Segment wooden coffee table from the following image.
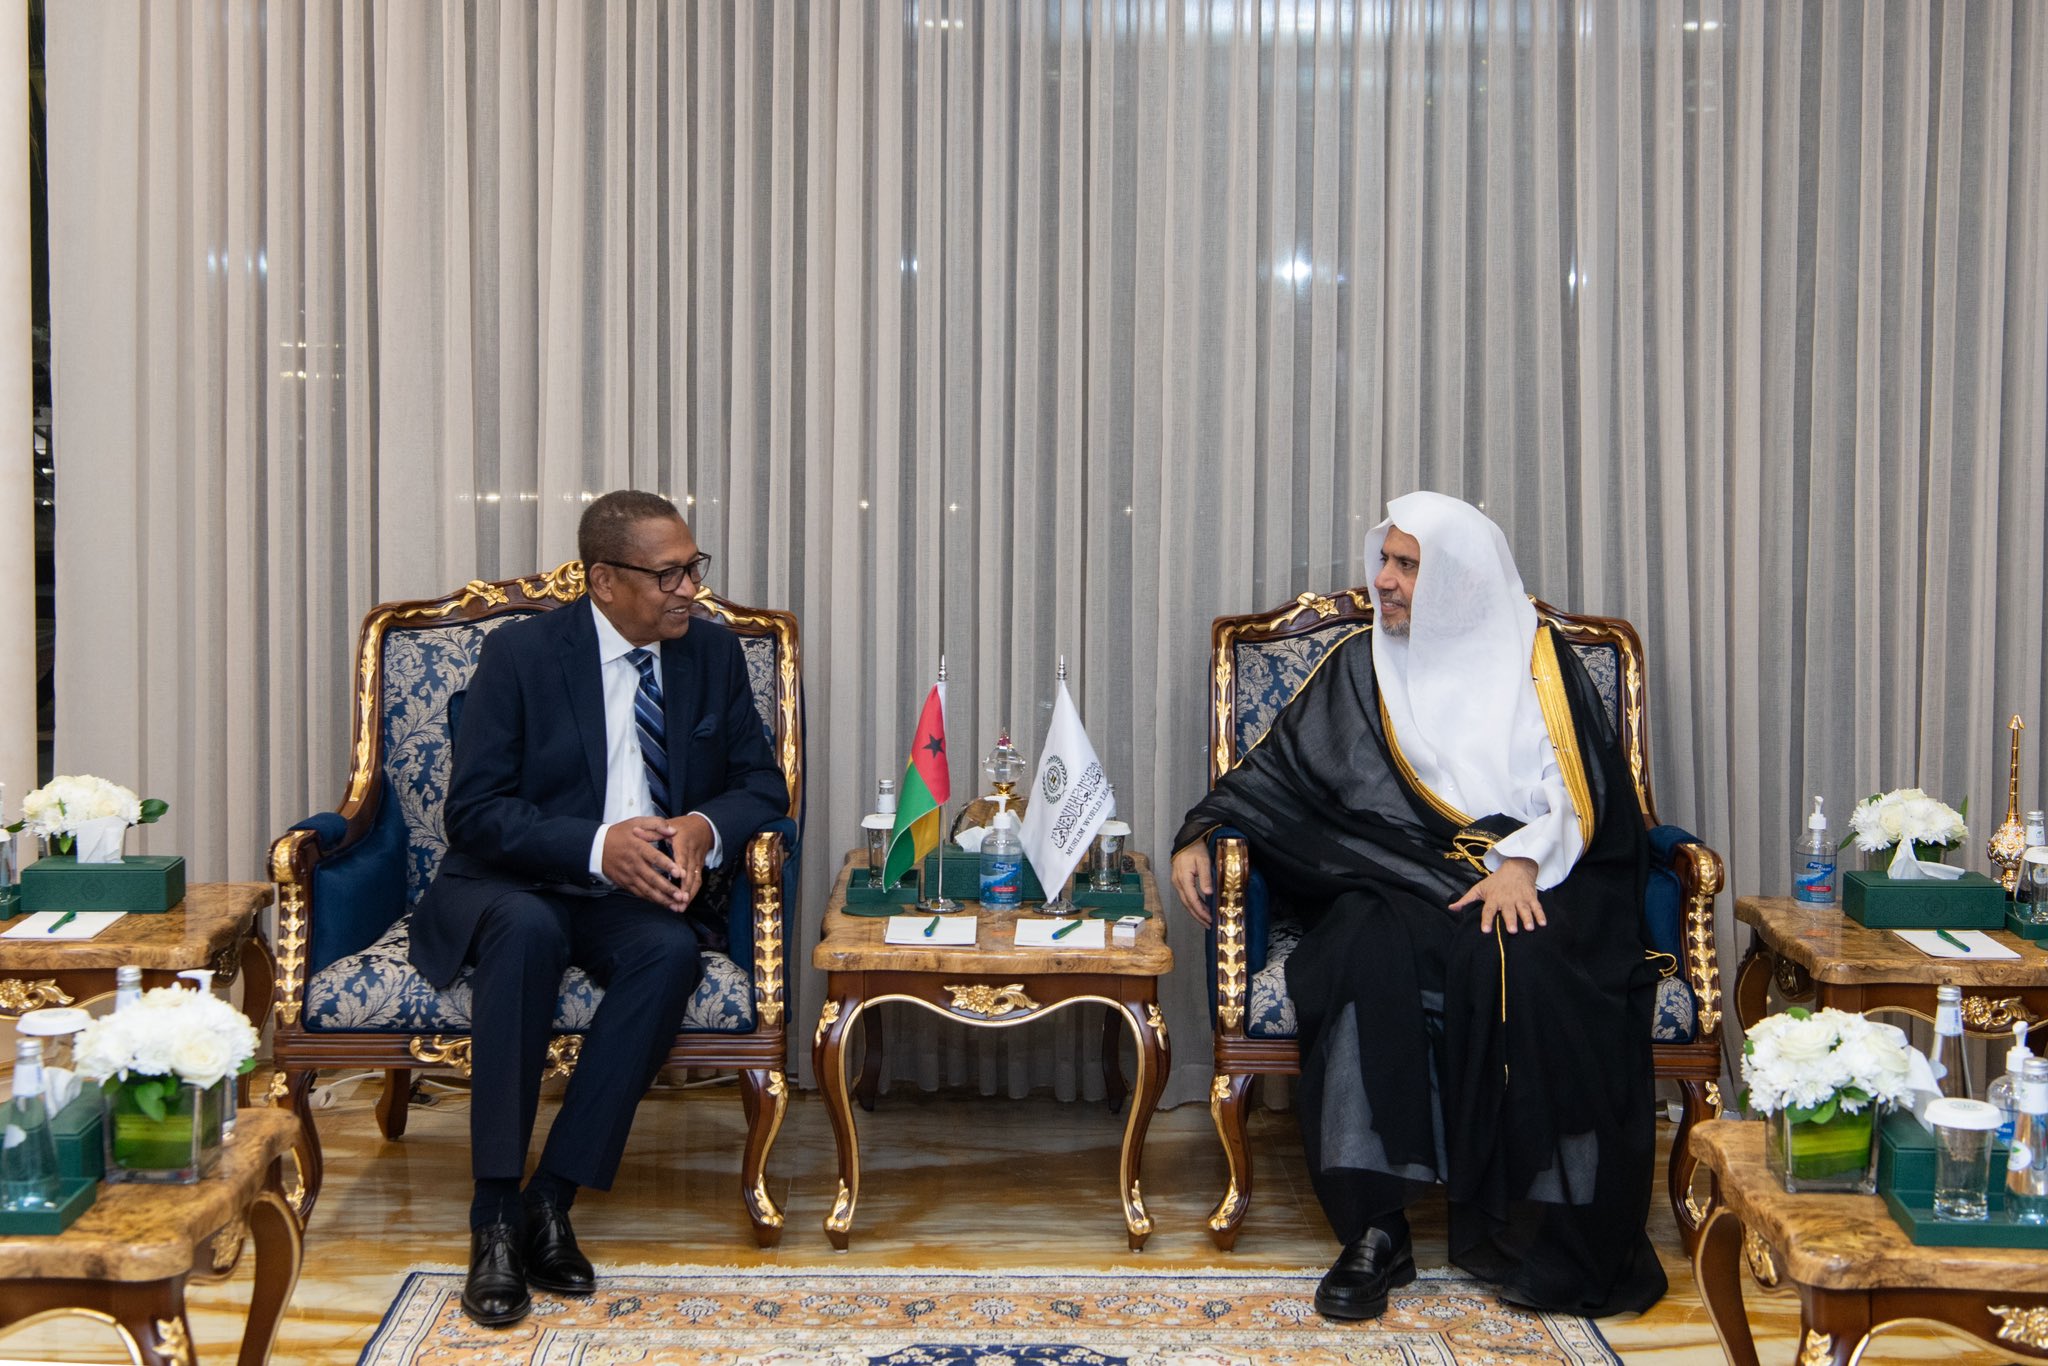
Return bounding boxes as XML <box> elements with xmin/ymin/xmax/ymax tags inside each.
<box><xmin>0</xmin><ymin>883</ymin><xmax>276</xmax><ymax>1036</ymax></box>
<box><xmin>1734</xmin><ymin>894</ymin><xmax>2048</xmax><ymax>1036</ymax></box>
<box><xmin>0</xmin><ymin>1107</ymin><xmax>304</xmax><ymax>1366</ymax></box>
<box><xmin>811</xmin><ymin>850</ymin><xmax>1173</xmax><ymax>1250</ymax></box>
<box><xmin>1691</xmin><ymin>1117</ymin><xmax>2048</xmax><ymax>1365</ymax></box>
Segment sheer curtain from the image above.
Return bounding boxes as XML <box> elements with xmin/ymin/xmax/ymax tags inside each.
<box><xmin>46</xmin><ymin>1</ymin><xmax>2048</xmax><ymax>1105</ymax></box>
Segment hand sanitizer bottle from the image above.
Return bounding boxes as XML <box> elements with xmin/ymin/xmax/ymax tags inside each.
<box><xmin>978</xmin><ymin>812</ymin><xmax>1024</xmax><ymax>910</ymax></box>
<box><xmin>1793</xmin><ymin>796</ymin><xmax>1837</xmax><ymax>907</ymax></box>
<box><xmin>2008</xmin><ymin>1057</ymin><xmax>2048</xmax><ymax>1224</ymax></box>
<box><xmin>1990</xmin><ymin>1021</ymin><xmax>2035</xmax><ymax>1143</ymax></box>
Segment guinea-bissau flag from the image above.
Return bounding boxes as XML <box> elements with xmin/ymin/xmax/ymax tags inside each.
<box><xmin>883</xmin><ymin>681</ymin><xmax>951</xmax><ymax>886</ymax></box>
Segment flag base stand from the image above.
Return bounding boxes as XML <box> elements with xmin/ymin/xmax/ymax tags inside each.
<box><xmin>916</xmin><ymin>860</ymin><xmax>961</xmax><ymax>913</ymax></box>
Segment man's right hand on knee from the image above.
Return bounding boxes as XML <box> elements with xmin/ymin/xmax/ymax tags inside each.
<box><xmin>602</xmin><ymin>816</ymin><xmax>690</xmax><ymax>910</ymax></box>
<box><xmin>1171</xmin><ymin>843</ymin><xmax>1215</xmax><ymax>926</ymax></box>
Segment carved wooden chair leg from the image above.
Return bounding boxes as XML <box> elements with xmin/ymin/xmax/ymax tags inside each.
<box><xmin>1207</xmin><ymin>1071</ymin><xmax>1256</xmax><ymax>1250</ymax></box>
<box><xmin>737</xmin><ymin>1068</ymin><xmax>789</xmax><ymax>1248</ymax></box>
<box><xmin>375</xmin><ymin>1068</ymin><xmax>414</xmax><ymax>1140</ymax></box>
<box><xmin>854</xmin><ymin>1009</ymin><xmax>885</xmax><ymax>1112</ymax></box>
<box><xmin>1101</xmin><ymin>1006</ymin><xmax>1128</xmax><ymax>1113</ymax></box>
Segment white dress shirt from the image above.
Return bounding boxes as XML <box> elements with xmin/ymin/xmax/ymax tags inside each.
<box><xmin>586</xmin><ymin>607</ymin><xmax>723</xmax><ymax>881</ymax></box>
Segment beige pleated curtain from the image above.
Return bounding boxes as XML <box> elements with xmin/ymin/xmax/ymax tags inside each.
<box><xmin>46</xmin><ymin>1</ymin><xmax>2048</xmax><ymax>1105</ymax></box>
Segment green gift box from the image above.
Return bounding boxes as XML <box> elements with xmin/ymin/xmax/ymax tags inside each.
<box><xmin>20</xmin><ymin>854</ymin><xmax>186</xmax><ymax>914</ymax></box>
<box><xmin>1842</xmin><ymin>868</ymin><xmax>2007</xmax><ymax>930</ymax></box>
<box><xmin>50</xmin><ymin>1090</ymin><xmax>106</xmax><ymax>1182</ymax></box>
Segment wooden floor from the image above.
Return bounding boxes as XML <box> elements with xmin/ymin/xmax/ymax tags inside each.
<box><xmin>0</xmin><ymin>1071</ymin><xmax>2018</xmax><ymax>1364</ymax></box>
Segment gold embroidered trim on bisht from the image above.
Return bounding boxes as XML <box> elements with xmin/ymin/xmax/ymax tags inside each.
<box><xmin>1531</xmin><ymin>624</ymin><xmax>1598</xmax><ymax>845</ymax></box>
<box><xmin>1377</xmin><ymin>694</ymin><xmax>1473</xmax><ymax>829</ymax></box>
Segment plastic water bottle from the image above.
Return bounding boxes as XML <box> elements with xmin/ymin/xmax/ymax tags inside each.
<box><xmin>2008</xmin><ymin>1057</ymin><xmax>2048</xmax><ymax>1224</ymax></box>
<box><xmin>1793</xmin><ymin>796</ymin><xmax>1837</xmax><ymax>907</ymax></box>
<box><xmin>114</xmin><ymin>964</ymin><xmax>144</xmax><ymax>1011</ymax></box>
<box><xmin>1932</xmin><ymin>984</ymin><xmax>1975</xmax><ymax>1099</ymax></box>
<box><xmin>2</xmin><ymin>1039</ymin><xmax>61</xmax><ymax>1212</ymax></box>
<box><xmin>1990</xmin><ymin>1021</ymin><xmax>2036</xmax><ymax>1144</ymax></box>
<box><xmin>978</xmin><ymin>812</ymin><xmax>1024</xmax><ymax>911</ymax></box>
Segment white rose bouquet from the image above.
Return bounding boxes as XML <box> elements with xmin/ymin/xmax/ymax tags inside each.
<box><xmin>1843</xmin><ymin>787</ymin><xmax>1968</xmax><ymax>856</ymax></box>
<box><xmin>1740</xmin><ymin>1006</ymin><xmax>1918</xmax><ymax>1122</ymax></box>
<box><xmin>8</xmin><ymin>774</ymin><xmax>168</xmax><ymax>861</ymax></box>
<box><xmin>73</xmin><ymin>986</ymin><xmax>260</xmax><ymax>1113</ymax></box>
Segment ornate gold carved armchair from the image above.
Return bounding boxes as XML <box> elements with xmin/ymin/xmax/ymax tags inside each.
<box><xmin>267</xmin><ymin>563</ymin><xmax>803</xmax><ymax>1245</ymax></box>
<box><xmin>1200</xmin><ymin>589</ymin><xmax>1725</xmax><ymax>1252</ymax></box>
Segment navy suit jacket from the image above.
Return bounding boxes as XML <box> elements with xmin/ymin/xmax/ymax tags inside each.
<box><xmin>408</xmin><ymin>597</ymin><xmax>789</xmax><ymax>988</ymax></box>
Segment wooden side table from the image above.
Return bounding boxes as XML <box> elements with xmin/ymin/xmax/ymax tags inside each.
<box><xmin>0</xmin><ymin>1107</ymin><xmax>304</xmax><ymax>1366</ymax></box>
<box><xmin>1734</xmin><ymin>894</ymin><xmax>2048</xmax><ymax>1036</ymax></box>
<box><xmin>0</xmin><ymin>883</ymin><xmax>276</xmax><ymax>1037</ymax></box>
<box><xmin>811</xmin><ymin>850</ymin><xmax>1174</xmax><ymax>1250</ymax></box>
<box><xmin>1691</xmin><ymin>1117</ymin><xmax>2048</xmax><ymax>1365</ymax></box>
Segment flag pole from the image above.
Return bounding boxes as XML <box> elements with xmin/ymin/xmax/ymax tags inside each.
<box><xmin>923</xmin><ymin>654</ymin><xmax>960</xmax><ymax>912</ymax></box>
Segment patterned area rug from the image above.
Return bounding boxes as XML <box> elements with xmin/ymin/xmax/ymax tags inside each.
<box><xmin>360</xmin><ymin>1265</ymin><xmax>1619</xmax><ymax>1365</ymax></box>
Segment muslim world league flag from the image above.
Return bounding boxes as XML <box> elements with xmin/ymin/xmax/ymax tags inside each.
<box><xmin>1019</xmin><ymin>679</ymin><xmax>1114</xmax><ymax>896</ymax></box>
<box><xmin>883</xmin><ymin>681</ymin><xmax>951</xmax><ymax>886</ymax></box>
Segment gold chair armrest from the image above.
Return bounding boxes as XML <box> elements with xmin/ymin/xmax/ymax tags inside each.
<box><xmin>1215</xmin><ymin>837</ymin><xmax>1249</xmax><ymax>1037</ymax></box>
<box><xmin>745</xmin><ymin>831</ymin><xmax>788</xmax><ymax>1028</ymax></box>
<box><xmin>1669</xmin><ymin>840</ymin><xmax>1726</xmax><ymax>1040</ymax></box>
<box><xmin>266</xmin><ymin>828</ymin><xmax>322</xmax><ymax>1030</ymax></box>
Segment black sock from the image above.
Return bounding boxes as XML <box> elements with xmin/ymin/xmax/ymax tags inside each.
<box><xmin>524</xmin><ymin>1169</ymin><xmax>578</xmax><ymax>1213</ymax></box>
<box><xmin>1367</xmin><ymin>1209</ymin><xmax>1409</xmax><ymax>1243</ymax></box>
<box><xmin>471</xmin><ymin>1178</ymin><xmax>522</xmax><ymax>1232</ymax></box>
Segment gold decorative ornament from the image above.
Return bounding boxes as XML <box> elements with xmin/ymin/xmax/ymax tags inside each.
<box><xmin>269</xmin><ymin>833</ymin><xmax>312</xmax><ymax>1026</ymax></box>
<box><xmin>1684</xmin><ymin>844</ymin><xmax>1726</xmax><ymax>1035</ymax></box>
<box><xmin>1208</xmin><ymin>1177</ymin><xmax>1244</xmax><ymax>1231</ymax></box>
<box><xmin>815</xmin><ymin>1000</ymin><xmax>841</xmax><ymax>1046</ymax></box>
<box><xmin>516</xmin><ymin>560</ymin><xmax>587</xmax><ymax>603</ymax></box>
<box><xmin>1990</xmin><ymin>716</ymin><xmax>2030</xmax><ymax>894</ymax></box>
<box><xmin>284</xmin><ymin>1149</ymin><xmax>310</xmax><ymax>1219</ymax></box>
<box><xmin>748</xmin><ymin>834</ymin><xmax>785</xmax><ymax>1026</ymax></box>
<box><xmin>1683</xmin><ymin>1187</ymin><xmax>1712</xmax><ymax>1230</ymax></box>
<box><xmin>1991</xmin><ymin>1304</ymin><xmax>2048</xmax><ymax>1348</ymax></box>
<box><xmin>209</xmin><ymin>1214</ymin><xmax>249</xmax><ymax>1272</ymax></box>
<box><xmin>154</xmin><ymin>1317</ymin><xmax>194</xmax><ymax>1366</ymax></box>
<box><xmin>545</xmin><ymin>1035</ymin><xmax>583</xmax><ymax>1078</ymax></box>
<box><xmin>745</xmin><ymin>1069</ymin><xmax>789</xmax><ymax>1231</ymax></box>
<box><xmin>1124</xmin><ymin>1179</ymin><xmax>1152</xmax><ymax>1238</ymax></box>
<box><xmin>1744</xmin><ymin>1226</ymin><xmax>1780</xmax><ymax>1287</ymax></box>
<box><xmin>0</xmin><ymin>978</ymin><xmax>75</xmax><ymax>1014</ymax></box>
<box><xmin>1962</xmin><ymin>996</ymin><xmax>2036</xmax><ymax>1032</ymax></box>
<box><xmin>1215</xmin><ymin>840</ymin><xmax>1248</xmax><ymax>1031</ymax></box>
<box><xmin>1797</xmin><ymin>1330</ymin><xmax>1833</xmax><ymax>1366</ymax></box>
<box><xmin>1705</xmin><ymin>1080</ymin><xmax>1723</xmax><ymax>1113</ymax></box>
<box><xmin>750</xmin><ymin>1175</ymin><xmax>784</xmax><ymax>1230</ymax></box>
<box><xmin>1211</xmin><ymin>649</ymin><xmax>1237</xmax><ymax>782</ymax></box>
<box><xmin>1211</xmin><ymin>1074</ymin><xmax>1233</xmax><ymax>1103</ymax></box>
<box><xmin>266</xmin><ymin>1071</ymin><xmax>290</xmax><ymax>1103</ymax></box>
<box><xmin>1145</xmin><ymin>1003</ymin><xmax>1167</xmax><ymax>1041</ymax></box>
<box><xmin>410</xmin><ymin>1035</ymin><xmax>476</xmax><ymax>1076</ymax></box>
<box><xmin>941</xmin><ymin>983</ymin><xmax>1040</xmax><ymax>1018</ymax></box>
<box><xmin>346</xmin><ymin>618</ymin><xmax>387</xmax><ymax>805</ymax></box>
<box><xmin>767</xmin><ymin>1071</ymin><xmax>787</xmax><ymax>1099</ymax></box>
<box><xmin>826</xmin><ymin>1179</ymin><xmax>855</xmax><ymax>1233</ymax></box>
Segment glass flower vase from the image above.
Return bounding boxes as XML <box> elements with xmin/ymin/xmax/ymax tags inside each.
<box><xmin>1765</xmin><ymin>1104</ymin><xmax>1880</xmax><ymax>1194</ymax></box>
<box><xmin>102</xmin><ymin>1076</ymin><xmax>224</xmax><ymax>1184</ymax></box>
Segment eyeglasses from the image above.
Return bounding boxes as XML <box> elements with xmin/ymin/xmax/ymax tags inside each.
<box><xmin>602</xmin><ymin>554</ymin><xmax>713</xmax><ymax>593</ymax></box>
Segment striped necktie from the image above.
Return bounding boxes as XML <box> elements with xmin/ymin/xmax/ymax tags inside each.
<box><xmin>627</xmin><ymin>648</ymin><xmax>671</xmax><ymax>815</ymax></box>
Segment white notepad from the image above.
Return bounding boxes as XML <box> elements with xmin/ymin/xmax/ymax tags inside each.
<box><xmin>884</xmin><ymin>914</ymin><xmax>979</xmax><ymax>946</ymax></box>
<box><xmin>2</xmin><ymin>911</ymin><xmax>127</xmax><ymax>940</ymax></box>
<box><xmin>1014</xmin><ymin>917</ymin><xmax>1106</xmax><ymax>949</ymax></box>
<box><xmin>1893</xmin><ymin>929</ymin><xmax>2021</xmax><ymax>961</ymax></box>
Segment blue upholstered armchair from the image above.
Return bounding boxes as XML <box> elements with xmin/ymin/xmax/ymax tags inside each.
<box><xmin>266</xmin><ymin>563</ymin><xmax>804</xmax><ymax>1245</ymax></box>
<box><xmin>1201</xmin><ymin>590</ymin><xmax>1725</xmax><ymax>1253</ymax></box>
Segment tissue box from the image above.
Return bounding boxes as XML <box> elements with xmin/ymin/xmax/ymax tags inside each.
<box><xmin>0</xmin><ymin>1177</ymin><xmax>98</xmax><ymax>1235</ymax></box>
<box><xmin>1842</xmin><ymin>868</ymin><xmax>2007</xmax><ymax>929</ymax></box>
<box><xmin>50</xmin><ymin>1090</ymin><xmax>105</xmax><ymax>1182</ymax></box>
<box><xmin>20</xmin><ymin>854</ymin><xmax>186</xmax><ymax>914</ymax></box>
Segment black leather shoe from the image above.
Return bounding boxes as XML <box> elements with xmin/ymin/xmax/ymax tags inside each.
<box><xmin>524</xmin><ymin>1196</ymin><xmax>596</xmax><ymax>1296</ymax></box>
<box><xmin>461</xmin><ymin>1221</ymin><xmax>532</xmax><ymax>1328</ymax></box>
<box><xmin>1313</xmin><ymin>1225</ymin><xmax>1417</xmax><ymax>1321</ymax></box>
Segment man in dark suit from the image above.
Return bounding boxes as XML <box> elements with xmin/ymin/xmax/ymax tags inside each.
<box><xmin>410</xmin><ymin>490</ymin><xmax>788</xmax><ymax>1329</ymax></box>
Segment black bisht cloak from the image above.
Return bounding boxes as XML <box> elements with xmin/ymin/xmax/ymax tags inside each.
<box><xmin>1176</xmin><ymin>628</ymin><xmax>1667</xmax><ymax>1317</ymax></box>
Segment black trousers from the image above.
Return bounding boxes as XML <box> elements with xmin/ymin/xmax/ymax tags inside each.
<box><xmin>463</xmin><ymin>888</ymin><xmax>702</xmax><ymax>1188</ymax></box>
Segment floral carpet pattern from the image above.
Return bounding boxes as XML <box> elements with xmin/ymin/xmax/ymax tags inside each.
<box><xmin>360</xmin><ymin>1266</ymin><xmax>1619</xmax><ymax>1366</ymax></box>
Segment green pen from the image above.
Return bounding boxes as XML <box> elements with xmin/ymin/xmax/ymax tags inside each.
<box><xmin>923</xmin><ymin>914</ymin><xmax>941</xmax><ymax>937</ymax></box>
<box><xmin>47</xmin><ymin>910</ymin><xmax>78</xmax><ymax>934</ymax></box>
<box><xmin>1051</xmin><ymin>919</ymin><xmax>1081</xmax><ymax>940</ymax></box>
<box><xmin>1936</xmin><ymin>928</ymin><xmax>1972</xmax><ymax>954</ymax></box>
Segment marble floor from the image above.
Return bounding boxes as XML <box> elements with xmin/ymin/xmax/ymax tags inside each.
<box><xmin>0</xmin><ymin>1071</ymin><xmax>2019</xmax><ymax>1364</ymax></box>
